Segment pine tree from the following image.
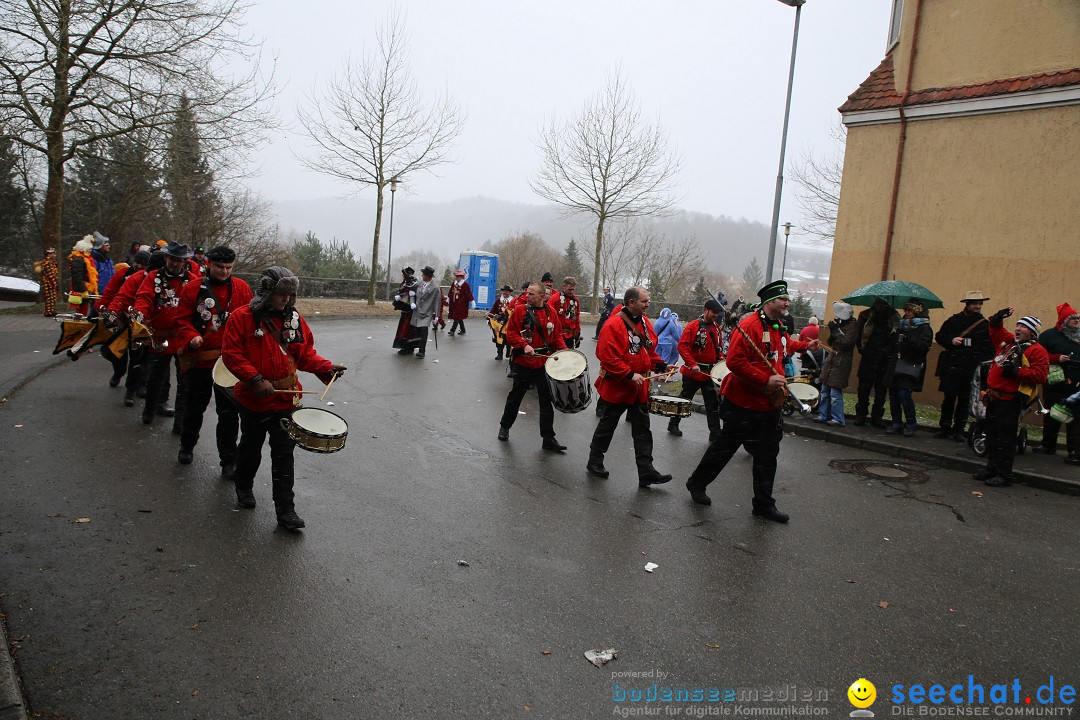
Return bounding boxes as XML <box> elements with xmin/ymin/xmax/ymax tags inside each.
<box><xmin>691</xmin><ymin>276</ymin><xmax>711</xmax><ymax>303</ymax></box>
<box><xmin>790</xmin><ymin>292</ymin><xmax>814</xmax><ymax>321</ymax></box>
<box><xmin>164</xmin><ymin>93</ymin><xmax>222</xmax><ymax>248</ymax></box>
<box><xmin>738</xmin><ymin>258</ymin><xmax>764</xmax><ymax>300</ymax></box>
<box><xmin>0</xmin><ymin>134</ymin><xmax>33</xmax><ymax>274</ymax></box>
<box><xmin>292</xmin><ymin>232</ymin><xmax>324</xmax><ymax>276</ymax></box>
<box><xmin>563</xmin><ymin>238</ymin><xmax>584</xmax><ymax>281</ymax></box>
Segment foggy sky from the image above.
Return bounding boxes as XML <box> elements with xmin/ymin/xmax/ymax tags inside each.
<box><xmin>242</xmin><ymin>0</ymin><xmax>893</xmax><ymax>237</ymax></box>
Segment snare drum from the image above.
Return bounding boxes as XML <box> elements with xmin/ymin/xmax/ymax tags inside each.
<box><xmin>785</xmin><ymin>380</ymin><xmax>820</xmax><ymax>412</ymax></box>
<box><xmin>648</xmin><ymin>395</ymin><xmax>693</xmax><ymax>418</ymax></box>
<box><xmin>280</xmin><ymin>407</ymin><xmax>349</xmax><ymax>453</ymax></box>
<box><xmin>709</xmin><ymin>361</ymin><xmax>730</xmax><ymax>387</ymax></box>
<box><xmin>545</xmin><ymin>349</ymin><xmax>592</xmax><ymax>414</ymax></box>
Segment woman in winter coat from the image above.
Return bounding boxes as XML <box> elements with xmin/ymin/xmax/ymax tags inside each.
<box><xmin>816</xmin><ymin>302</ymin><xmax>858</xmax><ymax>425</ymax></box>
<box><xmin>1034</xmin><ymin>302</ymin><xmax>1080</xmax><ymax>464</ymax></box>
<box><xmin>886</xmin><ymin>301</ymin><xmax>934</xmax><ymax>436</ymax></box>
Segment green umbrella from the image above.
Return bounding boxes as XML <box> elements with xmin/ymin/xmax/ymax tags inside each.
<box><xmin>842</xmin><ymin>280</ymin><xmax>944</xmax><ymax>310</ymax></box>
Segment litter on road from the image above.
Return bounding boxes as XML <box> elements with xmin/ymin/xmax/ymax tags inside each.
<box><xmin>585</xmin><ymin>648</ymin><xmax>618</xmax><ymax>667</ymax></box>
<box><xmin>644</xmin><ymin>562</ymin><xmax>659</xmax><ymax>573</ymax></box>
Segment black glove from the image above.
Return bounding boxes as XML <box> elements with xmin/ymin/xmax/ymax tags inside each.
<box><xmin>991</xmin><ymin>307</ymin><xmax>1013</xmax><ymax>323</ymax></box>
<box><xmin>1001</xmin><ymin>363</ymin><xmax>1019</xmax><ymax>378</ymax></box>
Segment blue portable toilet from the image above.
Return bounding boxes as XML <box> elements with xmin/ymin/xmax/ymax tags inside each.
<box><xmin>458</xmin><ymin>251</ymin><xmax>499</xmax><ymax>310</ymax></box>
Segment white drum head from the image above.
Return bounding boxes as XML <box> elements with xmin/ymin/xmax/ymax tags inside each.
<box><xmin>212</xmin><ymin>357</ymin><xmax>239</xmax><ymax>388</ymax></box>
<box><xmin>787</xmin><ymin>382</ymin><xmax>820</xmax><ymax>402</ymax></box>
<box><xmin>546</xmin><ymin>349</ymin><xmax>588</xmax><ymax>381</ymax></box>
<box><xmin>292</xmin><ymin>408</ymin><xmax>348</xmax><ymax>436</ymax></box>
<box><xmin>710</xmin><ymin>361</ymin><xmax>730</xmax><ymax>385</ymax></box>
<box><xmin>652</xmin><ymin>395</ymin><xmax>687</xmax><ymax>404</ymax></box>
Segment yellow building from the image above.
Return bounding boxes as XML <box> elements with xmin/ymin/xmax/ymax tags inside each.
<box><xmin>829</xmin><ymin>0</ymin><xmax>1080</xmax><ymax>401</ymax></box>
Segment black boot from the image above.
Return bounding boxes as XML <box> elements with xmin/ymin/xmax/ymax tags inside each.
<box><xmin>667</xmin><ymin>420</ymin><xmax>683</xmax><ymax>437</ymax></box>
<box><xmin>277</xmin><ymin>510</ymin><xmax>305</xmax><ymax>530</ymax></box>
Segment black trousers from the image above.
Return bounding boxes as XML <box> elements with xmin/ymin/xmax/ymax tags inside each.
<box><xmin>234</xmin><ymin>406</ymin><xmax>296</xmax><ymax>514</ymax></box>
<box><xmin>1040</xmin><ymin>383</ymin><xmax>1078</xmax><ymax>454</ymax></box>
<box><xmin>670</xmin><ymin>375</ymin><xmax>721</xmax><ymax>441</ymax></box>
<box><xmin>984</xmin><ymin>396</ymin><xmax>1022</xmax><ymax>478</ymax></box>
<box><xmin>687</xmin><ymin>400</ymin><xmax>784</xmax><ymax>510</ymax></box>
<box><xmin>125</xmin><ymin>346</ymin><xmax>146</xmax><ymax>395</ymax></box>
<box><xmin>412</xmin><ymin>325</ymin><xmax>429</xmax><ymax>354</ymax></box>
<box><xmin>499</xmin><ymin>364</ymin><xmax>556</xmax><ymax>438</ymax></box>
<box><xmin>855</xmin><ymin>353</ymin><xmax>890</xmax><ymax>421</ymax></box>
<box><xmin>105</xmin><ymin>347</ymin><xmax>127</xmax><ymax>381</ymax></box>
<box><xmin>180</xmin><ymin>366</ymin><xmax>239</xmax><ymax>465</ymax></box>
<box><xmin>144</xmin><ymin>353</ymin><xmax>186</xmax><ymax>419</ymax></box>
<box><xmin>939</xmin><ymin>386</ymin><xmax>973</xmax><ymax>433</ymax></box>
<box><xmin>588</xmin><ymin>401</ymin><xmax>656</xmax><ymax>480</ymax></box>
<box><xmin>594</xmin><ymin>314</ymin><xmax>610</xmax><ymax>339</ymax></box>
<box><xmin>449</xmin><ymin>319</ymin><xmax>466</xmax><ymax>334</ymax></box>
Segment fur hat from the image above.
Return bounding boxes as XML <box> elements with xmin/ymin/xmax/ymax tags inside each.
<box><xmin>1017</xmin><ymin>316</ymin><xmax>1041</xmax><ymax>336</ymax></box>
<box><xmin>74</xmin><ymin>237</ymin><xmax>93</xmax><ymax>253</ymax></box>
<box><xmin>1056</xmin><ymin>302</ymin><xmax>1078</xmax><ymax>328</ymax></box>
<box><xmin>250</xmin><ymin>266</ymin><xmax>299</xmax><ymax>312</ymax></box>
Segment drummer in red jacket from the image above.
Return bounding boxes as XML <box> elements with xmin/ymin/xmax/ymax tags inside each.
<box><xmin>667</xmin><ymin>298</ymin><xmax>725</xmax><ymax>442</ymax></box>
<box><xmin>586</xmin><ymin>286</ymin><xmax>675</xmax><ymax>487</ymax></box>
<box><xmin>497</xmin><ymin>282</ymin><xmax>567</xmax><ymax>450</ymax></box>
<box><xmin>221</xmin><ymin>267</ymin><xmax>345</xmax><ymax>530</ymax></box>
<box><xmin>685</xmin><ymin>280</ymin><xmax>817</xmax><ymax>522</ymax></box>
<box><xmin>972</xmin><ymin>308</ymin><xmax>1050</xmax><ymax>487</ymax></box>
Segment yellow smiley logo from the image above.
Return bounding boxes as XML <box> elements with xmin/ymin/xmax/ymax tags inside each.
<box><xmin>848</xmin><ymin>678</ymin><xmax>876</xmax><ymax>709</ymax></box>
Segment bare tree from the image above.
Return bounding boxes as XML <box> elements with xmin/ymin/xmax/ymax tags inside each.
<box><xmin>216</xmin><ymin>187</ymin><xmax>291</xmax><ymax>272</ymax></box>
<box><xmin>296</xmin><ymin>13</ymin><xmax>464</xmax><ymax>305</ymax></box>
<box><xmin>0</xmin><ymin>0</ymin><xmax>274</xmax><ymax>254</ymax></box>
<box><xmin>480</xmin><ymin>231</ymin><xmax>563</xmax><ymax>292</ymax></box>
<box><xmin>790</xmin><ymin>120</ymin><xmax>845</xmax><ymax>245</ymax></box>
<box><xmin>531</xmin><ymin>68</ymin><xmax>680</xmax><ymax>314</ymax></box>
<box><xmin>598</xmin><ymin>220</ymin><xmax>703</xmax><ymax>302</ymax></box>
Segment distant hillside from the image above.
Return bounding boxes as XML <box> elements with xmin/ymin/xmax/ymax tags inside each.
<box><xmin>270</xmin><ymin>196</ymin><xmax>792</xmax><ymax>279</ymax></box>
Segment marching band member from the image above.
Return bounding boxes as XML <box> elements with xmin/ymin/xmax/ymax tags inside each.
<box><xmin>497</xmin><ymin>282</ymin><xmax>567</xmax><ymax>449</ymax></box>
<box><xmin>392</xmin><ymin>266</ymin><xmax>419</xmax><ymax>355</ymax></box>
<box><xmin>972</xmin><ymin>309</ymin><xmax>1049</xmax><ymax>487</ymax></box>
<box><xmin>446</xmin><ymin>268</ymin><xmax>474</xmax><ymax>336</ymax></box>
<box><xmin>133</xmin><ymin>241</ymin><xmax>199</xmax><ymax>428</ymax></box>
<box><xmin>667</xmin><ymin>298</ymin><xmax>725</xmax><ymax>442</ymax></box>
<box><xmin>172</xmin><ymin>247</ymin><xmax>253</xmax><ymax>473</ymax></box>
<box><xmin>221</xmin><ymin>267</ymin><xmax>345</xmax><ymax>530</ymax></box>
<box><xmin>586</xmin><ymin>286</ymin><xmax>674</xmax><ymax>487</ymax></box>
<box><xmin>684</xmin><ymin>280</ymin><xmax>816</xmax><ymax>521</ymax></box>
<box><xmin>551</xmin><ymin>276</ymin><xmax>581</xmax><ymax>349</ymax></box>
<box><xmin>106</xmin><ymin>250</ymin><xmax>152</xmax><ymax>406</ymax></box>
<box><xmin>487</xmin><ymin>284</ymin><xmax>514</xmax><ymax>360</ymax></box>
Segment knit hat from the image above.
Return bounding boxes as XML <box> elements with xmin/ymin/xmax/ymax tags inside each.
<box><xmin>808</xmin><ymin>316</ymin><xmax>819</xmax><ymax>325</ymax></box>
<box><xmin>1017</xmin><ymin>316</ymin><xmax>1041</xmax><ymax>336</ymax></box>
<box><xmin>1056</xmin><ymin>302</ymin><xmax>1078</xmax><ymax>328</ymax></box>
<box><xmin>541</xmin><ymin>272</ymin><xmax>554</xmax><ymax>284</ymax></box>
<box><xmin>133</xmin><ymin>250</ymin><xmax>151</xmax><ymax>266</ymax></box>
<box><xmin>833</xmin><ymin>301</ymin><xmax>854</xmax><ymax>321</ymax></box>
<box><xmin>92</xmin><ymin>231</ymin><xmax>110</xmax><ymax>249</ymax></box>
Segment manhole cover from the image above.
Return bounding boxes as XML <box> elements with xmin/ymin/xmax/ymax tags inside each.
<box><xmin>829</xmin><ymin>459</ymin><xmax>930</xmax><ymax>484</ymax></box>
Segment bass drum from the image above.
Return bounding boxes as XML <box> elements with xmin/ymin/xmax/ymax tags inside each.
<box><xmin>545</xmin><ymin>349</ymin><xmax>592</xmax><ymax>413</ymax></box>
<box><xmin>281</xmin><ymin>408</ymin><xmax>349</xmax><ymax>454</ymax></box>
<box><xmin>212</xmin><ymin>357</ymin><xmax>239</xmax><ymax>388</ymax></box>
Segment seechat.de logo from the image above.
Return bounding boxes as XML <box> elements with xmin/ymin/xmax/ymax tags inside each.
<box><xmin>849</xmin><ymin>678</ymin><xmax>877</xmax><ymax>718</ymax></box>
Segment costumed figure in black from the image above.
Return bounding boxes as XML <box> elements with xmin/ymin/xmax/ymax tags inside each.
<box><xmin>393</xmin><ymin>266</ymin><xmax>419</xmax><ymax>354</ymax></box>
<box><xmin>933</xmin><ymin>290</ymin><xmax>993</xmax><ymax>440</ymax></box>
<box><xmin>853</xmin><ymin>299</ymin><xmax>900</xmax><ymax>427</ymax></box>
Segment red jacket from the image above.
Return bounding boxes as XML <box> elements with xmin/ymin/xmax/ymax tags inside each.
<box><xmin>986</xmin><ymin>320</ymin><xmax>1049</xmax><ymax>398</ymax></box>
<box><xmin>504</xmin><ymin>302</ymin><xmax>566</xmax><ymax>369</ymax></box>
<box><xmin>107</xmin><ymin>270</ymin><xmax>147</xmax><ymax>315</ymax></box>
<box><xmin>133</xmin><ymin>268</ymin><xmax>200</xmax><ymax>352</ymax></box>
<box><xmin>446</xmin><ymin>281</ymin><xmax>473</xmax><ymax>320</ymax></box>
<box><xmin>221</xmin><ymin>305</ymin><xmax>334</xmax><ymax>413</ymax></box>
<box><xmin>678</xmin><ymin>316</ymin><xmax>724</xmax><ymax>382</ymax></box>
<box><xmin>550</xmin><ymin>292</ymin><xmax>581</xmax><ymax>341</ymax></box>
<box><xmin>173</xmin><ymin>276</ymin><xmax>255</xmax><ymax>368</ymax></box>
<box><xmin>595</xmin><ymin>309</ymin><xmax>664</xmax><ymax>405</ymax></box>
<box><xmin>721</xmin><ymin>311</ymin><xmax>809</xmax><ymax>411</ymax></box>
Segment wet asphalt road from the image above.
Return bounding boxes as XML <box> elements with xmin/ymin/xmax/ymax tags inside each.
<box><xmin>1</xmin><ymin>317</ymin><xmax>1079</xmax><ymax>719</ymax></box>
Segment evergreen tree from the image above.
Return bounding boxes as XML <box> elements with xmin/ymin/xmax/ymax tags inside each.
<box><xmin>691</xmin><ymin>275</ymin><xmax>711</xmax><ymax>303</ymax></box>
<box><xmin>164</xmin><ymin>93</ymin><xmax>222</xmax><ymax>248</ymax></box>
<box><xmin>563</xmin><ymin>238</ymin><xmax>584</xmax><ymax>281</ymax></box>
<box><xmin>322</xmin><ymin>237</ymin><xmax>368</xmax><ymax>279</ymax></box>
<box><xmin>790</xmin><ymin>292</ymin><xmax>814</xmax><ymax>321</ymax></box>
<box><xmin>0</xmin><ymin>134</ymin><xmax>33</xmax><ymax>274</ymax></box>
<box><xmin>292</xmin><ymin>232</ymin><xmax>324</xmax><ymax>275</ymax></box>
<box><xmin>738</xmin><ymin>257</ymin><xmax>764</xmax><ymax>300</ymax></box>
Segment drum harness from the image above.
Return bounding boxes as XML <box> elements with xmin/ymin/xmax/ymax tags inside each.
<box><xmin>691</xmin><ymin>315</ymin><xmax>722</xmax><ymax>374</ymax></box>
<box><xmin>597</xmin><ymin>309</ymin><xmax>655</xmax><ymax>380</ymax></box>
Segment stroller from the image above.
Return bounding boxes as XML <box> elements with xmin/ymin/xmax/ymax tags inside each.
<box><xmin>966</xmin><ymin>360</ymin><xmax>1046</xmax><ymax>457</ymax></box>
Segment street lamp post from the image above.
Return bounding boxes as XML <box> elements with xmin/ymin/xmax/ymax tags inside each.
<box><xmin>766</xmin><ymin>0</ymin><xmax>805</xmax><ymax>282</ymax></box>
<box><xmin>780</xmin><ymin>222</ymin><xmax>793</xmax><ymax>277</ymax></box>
<box><xmin>384</xmin><ymin>177</ymin><xmax>399</xmax><ymax>301</ymax></box>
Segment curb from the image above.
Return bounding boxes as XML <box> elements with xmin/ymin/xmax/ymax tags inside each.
<box><xmin>0</xmin><ymin>353</ymin><xmax>68</xmax><ymax>406</ymax></box>
<box><xmin>0</xmin><ymin>618</ymin><xmax>27</xmax><ymax>720</ymax></box>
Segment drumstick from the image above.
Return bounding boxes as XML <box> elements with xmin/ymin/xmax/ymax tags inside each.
<box><xmin>319</xmin><ymin>371</ymin><xmax>339</xmax><ymax>401</ymax></box>
<box><xmin>275</xmin><ymin>389</ymin><xmax>319</xmax><ymax>395</ymax></box>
